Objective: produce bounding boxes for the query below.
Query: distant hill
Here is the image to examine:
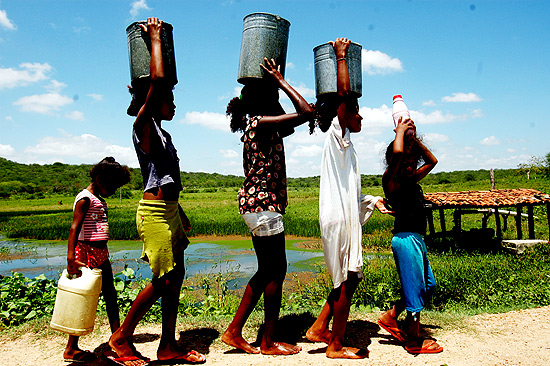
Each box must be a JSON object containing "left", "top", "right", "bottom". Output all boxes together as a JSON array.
[{"left": 0, "top": 157, "right": 527, "bottom": 198}]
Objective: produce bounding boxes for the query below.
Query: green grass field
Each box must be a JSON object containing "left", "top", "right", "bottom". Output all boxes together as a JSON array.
[{"left": 0, "top": 172, "right": 549, "bottom": 328}]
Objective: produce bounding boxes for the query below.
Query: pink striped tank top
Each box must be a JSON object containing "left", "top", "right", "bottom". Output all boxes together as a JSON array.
[{"left": 73, "top": 189, "right": 109, "bottom": 241}]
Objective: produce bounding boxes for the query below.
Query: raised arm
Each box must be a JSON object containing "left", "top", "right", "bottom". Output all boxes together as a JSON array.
[
  {"left": 414, "top": 140, "right": 438, "bottom": 182},
  {"left": 257, "top": 58, "right": 313, "bottom": 127},
  {"left": 133, "top": 17, "right": 168, "bottom": 153},
  {"left": 331, "top": 38, "right": 351, "bottom": 98},
  {"left": 382, "top": 117, "right": 415, "bottom": 193}
]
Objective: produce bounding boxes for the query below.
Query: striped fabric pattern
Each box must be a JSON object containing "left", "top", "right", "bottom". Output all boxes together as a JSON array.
[{"left": 74, "top": 189, "right": 109, "bottom": 241}]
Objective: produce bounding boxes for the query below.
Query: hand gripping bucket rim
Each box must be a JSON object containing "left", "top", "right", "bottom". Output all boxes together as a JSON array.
[{"left": 313, "top": 41, "right": 362, "bottom": 98}]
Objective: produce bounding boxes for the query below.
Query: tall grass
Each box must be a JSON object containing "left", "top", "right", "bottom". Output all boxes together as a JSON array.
[
  {"left": 0, "top": 181, "right": 547, "bottom": 245},
  {"left": 301, "top": 244, "right": 550, "bottom": 314}
]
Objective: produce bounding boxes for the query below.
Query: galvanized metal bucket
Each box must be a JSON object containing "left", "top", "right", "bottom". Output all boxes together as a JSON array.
[
  {"left": 126, "top": 21, "right": 177, "bottom": 87},
  {"left": 313, "top": 42, "right": 362, "bottom": 98},
  {"left": 237, "top": 13, "right": 290, "bottom": 85}
]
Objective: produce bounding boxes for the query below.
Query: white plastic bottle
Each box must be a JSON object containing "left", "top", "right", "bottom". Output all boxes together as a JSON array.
[{"left": 392, "top": 94, "right": 410, "bottom": 127}]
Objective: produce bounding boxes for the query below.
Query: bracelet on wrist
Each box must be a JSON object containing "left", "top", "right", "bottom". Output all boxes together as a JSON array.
[{"left": 337, "top": 57, "right": 346, "bottom": 62}]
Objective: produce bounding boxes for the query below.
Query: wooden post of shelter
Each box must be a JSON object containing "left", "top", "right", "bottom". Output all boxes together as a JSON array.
[
  {"left": 427, "top": 208, "right": 435, "bottom": 236},
  {"left": 494, "top": 207, "right": 502, "bottom": 238},
  {"left": 516, "top": 204, "right": 523, "bottom": 240},
  {"left": 527, "top": 205, "right": 535, "bottom": 239},
  {"left": 453, "top": 208, "right": 461, "bottom": 239},
  {"left": 439, "top": 208, "right": 446, "bottom": 232}
]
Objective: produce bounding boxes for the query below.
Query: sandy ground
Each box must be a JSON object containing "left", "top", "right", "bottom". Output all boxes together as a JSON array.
[{"left": 2, "top": 306, "right": 549, "bottom": 366}]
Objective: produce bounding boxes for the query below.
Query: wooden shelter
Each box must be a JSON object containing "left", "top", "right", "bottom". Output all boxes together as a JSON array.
[{"left": 423, "top": 188, "right": 550, "bottom": 241}]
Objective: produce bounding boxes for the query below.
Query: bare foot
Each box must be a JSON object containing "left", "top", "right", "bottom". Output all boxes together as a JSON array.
[
  {"left": 108, "top": 332, "right": 149, "bottom": 366},
  {"left": 260, "top": 342, "right": 301, "bottom": 355},
  {"left": 378, "top": 310, "right": 406, "bottom": 342},
  {"left": 157, "top": 348, "right": 206, "bottom": 363},
  {"left": 326, "top": 346, "right": 368, "bottom": 359},
  {"left": 157, "top": 342, "right": 206, "bottom": 363},
  {"left": 63, "top": 349, "right": 96, "bottom": 363},
  {"left": 222, "top": 330, "right": 260, "bottom": 354},
  {"left": 306, "top": 327, "right": 332, "bottom": 344}
]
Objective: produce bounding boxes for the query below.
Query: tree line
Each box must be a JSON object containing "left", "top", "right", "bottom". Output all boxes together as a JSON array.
[{"left": 0, "top": 156, "right": 548, "bottom": 199}]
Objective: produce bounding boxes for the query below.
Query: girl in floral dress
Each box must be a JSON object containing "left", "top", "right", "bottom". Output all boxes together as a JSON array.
[{"left": 222, "top": 58, "right": 313, "bottom": 355}]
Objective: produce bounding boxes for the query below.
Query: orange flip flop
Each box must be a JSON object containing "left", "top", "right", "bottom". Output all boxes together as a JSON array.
[
  {"left": 377, "top": 319, "right": 406, "bottom": 343},
  {"left": 405, "top": 339, "right": 443, "bottom": 354}
]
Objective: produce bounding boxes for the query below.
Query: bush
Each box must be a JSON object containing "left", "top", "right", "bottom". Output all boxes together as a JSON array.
[{"left": 0, "top": 273, "right": 57, "bottom": 327}]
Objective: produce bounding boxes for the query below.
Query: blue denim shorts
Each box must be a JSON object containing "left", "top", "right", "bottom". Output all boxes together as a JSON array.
[{"left": 391, "top": 232, "right": 436, "bottom": 313}]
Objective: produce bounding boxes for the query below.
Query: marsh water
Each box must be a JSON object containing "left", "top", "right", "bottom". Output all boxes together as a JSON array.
[{"left": 0, "top": 237, "right": 326, "bottom": 287}]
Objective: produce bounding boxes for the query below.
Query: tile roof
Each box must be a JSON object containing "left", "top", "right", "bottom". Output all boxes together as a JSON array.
[{"left": 424, "top": 188, "right": 550, "bottom": 208}]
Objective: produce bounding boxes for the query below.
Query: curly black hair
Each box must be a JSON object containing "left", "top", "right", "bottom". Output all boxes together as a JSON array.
[
  {"left": 309, "top": 94, "right": 342, "bottom": 134},
  {"left": 384, "top": 132, "right": 425, "bottom": 168},
  {"left": 90, "top": 157, "right": 131, "bottom": 189},
  {"left": 226, "top": 95, "right": 247, "bottom": 133}
]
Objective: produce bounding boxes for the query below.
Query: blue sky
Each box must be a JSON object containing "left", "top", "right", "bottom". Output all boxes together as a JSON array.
[{"left": 0, "top": 1, "right": 548, "bottom": 178}]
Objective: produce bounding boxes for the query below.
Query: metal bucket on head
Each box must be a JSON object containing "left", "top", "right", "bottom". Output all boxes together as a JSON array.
[
  {"left": 126, "top": 21, "right": 177, "bottom": 88},
  {"left": 313, "top": 42, "right": 362, "bottom": 98},
  {"left": 237, "top": 13, "right": 290, "bottom": 85}
]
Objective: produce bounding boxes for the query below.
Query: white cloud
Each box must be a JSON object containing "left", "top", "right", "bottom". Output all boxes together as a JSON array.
[
  {"left": 286, "top": 62, "right": 295, "bottom": 69},
  {"left": 442, "top": 92, "right": 481, "bottom": 103},
  {"left": 180, "top": 111, "right": 229, "bottom": 132},
  {"left": 23, "top": 132, "right": 137, "bottom": 167},
  {"left": 422, "top": 100, "right": 436, "bottom": 107},
  {"left": 65, "top": 111, "right": 85, "bottom": 121},
  {"left": 0, "top": 144, "right": 15, "bottom": 157},
  {"left": 13, "top": 92, "right": 73, "bottom": 114},
  {"left": 353, "top": 103, "right": 483, "bottom": 136},
  {"left": 88, "top": 94, "right": 104, "bottom": 102},
  {"left": 220, "top": 149, "right": 238, "bottom": 158},
  {"left": 359, "top": 104, "right": 393, "bottom": 131},
  {"left": 0, "top": 9, "right": 16, "bottom": 30},
  {"left": 413, "top": 110, "right": 462, "bottom": 124},
  {"left": 0, "top": 63, "right": 52, "bottom": 90},
  {"left": 290, "top": 144, "right": 323, "bottom": 158},
  {"left": 423, "top": 133, "right": 450, "bottom": 144},
  {"left": 279, "top": 81, "right": 316, "bottom": 101},
  {"left": 130, "top": 0, "right": 151, "bottom": 17},
  {"left": 480, "top": 136, "right": 500, "bottom": 146},
  {"left": 46, "top": 80, "right": 67, "bottom": 92},
  {"left": 362, "top": 49, "right": 403, "bottom": 75}
]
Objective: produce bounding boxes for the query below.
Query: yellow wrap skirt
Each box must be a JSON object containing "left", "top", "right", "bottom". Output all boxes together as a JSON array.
[{"left": 136, "top": 200, "right": 189, "bottom": 278}]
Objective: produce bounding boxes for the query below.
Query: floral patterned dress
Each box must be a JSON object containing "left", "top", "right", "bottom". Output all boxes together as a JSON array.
[{"left": 238, "top": 116, "right": 288, "bottom": 215}]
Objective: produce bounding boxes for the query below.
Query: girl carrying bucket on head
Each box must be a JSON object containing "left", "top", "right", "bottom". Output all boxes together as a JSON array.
[
  {"left": 63, "top": 157, "right": 131, "bottom": 363},
  {"left": 107, "top": 17, "right": 205, "bottom": 365},
  {"left": 222, "top": 58, "right": 313, "bottom": 355},
  {"left": 305, "top": 38, "right": 391, "bottom": 359},
  {"left": 377, "top": 115, "right": 443, "bottom": 354}
]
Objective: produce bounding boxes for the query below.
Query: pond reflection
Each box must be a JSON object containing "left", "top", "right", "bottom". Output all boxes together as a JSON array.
[{"left": 0, "top": 239, "right": 326, "bottom": 286}]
